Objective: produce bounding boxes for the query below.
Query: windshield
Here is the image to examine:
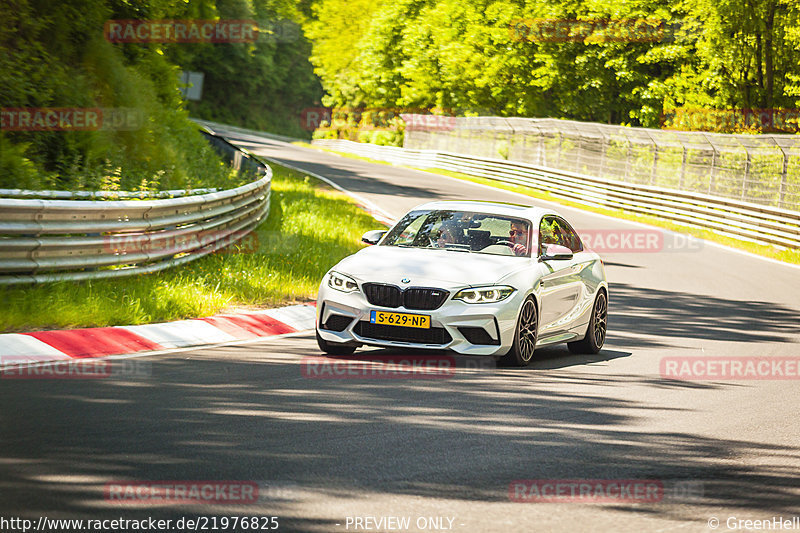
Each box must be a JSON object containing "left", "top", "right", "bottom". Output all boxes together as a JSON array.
[{"left": 380, "top": 210, "right": 533, "bottom": 257}]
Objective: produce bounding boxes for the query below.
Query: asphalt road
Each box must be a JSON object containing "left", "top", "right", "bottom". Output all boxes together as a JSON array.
[{"left": 2, "top": 129, "right": 799, "bottom": 533}]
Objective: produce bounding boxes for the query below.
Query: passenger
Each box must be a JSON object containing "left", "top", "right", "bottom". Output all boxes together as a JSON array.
[{"left": 434, "top": 220, "right": 462, "bottom": 248}]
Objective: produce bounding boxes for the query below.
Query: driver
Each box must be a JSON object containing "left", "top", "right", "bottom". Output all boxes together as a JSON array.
[{"left": 508, "top": 221, "right": 529, "bottom": 256}]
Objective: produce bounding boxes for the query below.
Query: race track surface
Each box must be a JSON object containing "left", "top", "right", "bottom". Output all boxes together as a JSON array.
[{"left": 2, "top": 129, "right": 799, "bottom": 532}]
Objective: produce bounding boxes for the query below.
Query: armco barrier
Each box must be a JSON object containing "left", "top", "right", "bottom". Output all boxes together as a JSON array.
[
  {"left": 312, "top": 139, "right": 800, "bottom": 249},
  {"left": 402, "top": 115, "right": 800, "bottom": 211},
  {"left": 0, "top": 131, "right": 270, "bottom": 285}
]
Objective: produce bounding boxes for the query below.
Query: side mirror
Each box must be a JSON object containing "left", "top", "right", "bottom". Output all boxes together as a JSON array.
[
  {"left": 361, "top": 230, "right": 387, "bottom": 245},
  {"left": 540, "top": 243, "right": 573, "bottom": 261}
]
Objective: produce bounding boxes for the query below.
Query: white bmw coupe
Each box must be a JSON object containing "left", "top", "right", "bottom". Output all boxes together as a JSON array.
[{"left": 315, "top": 201, "right": 608, "bottom": 366}]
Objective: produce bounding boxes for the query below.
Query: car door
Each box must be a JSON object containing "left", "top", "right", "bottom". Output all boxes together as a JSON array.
[{"left": 537, "top": 216, "right": 586, "bottom": 337}]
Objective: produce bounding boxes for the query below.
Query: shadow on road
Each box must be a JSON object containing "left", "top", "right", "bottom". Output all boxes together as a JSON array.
[
  {"left": 608, "top": 282, "right": 800, "bottom": 348},
  {"left": 1, "top": 340, "right": 798, "bottom": 531}
]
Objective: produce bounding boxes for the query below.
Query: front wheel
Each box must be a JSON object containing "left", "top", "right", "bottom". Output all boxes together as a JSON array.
[
  {"left": 316, "top": 330, "right": 357, "bottom": 355},
  {"left": 498, "top": 296, "right": 538, "bottom": 367},
  {"left": 567, "top": 290, "right": 607, "bottom": 354}
]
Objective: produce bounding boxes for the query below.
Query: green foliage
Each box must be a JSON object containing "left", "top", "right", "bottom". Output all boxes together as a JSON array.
[
  {"left": 0, "top": 0, "right": 322, "bottom": 192},
  {"left": 0, "top": 134, "right": 40, "bottom": 189},
  {"left": 306, "top": 0, "right": 800, "bottom": 130},
  {"left": 310, "top": 107, "right": 406, "bottom": 146},
  {"left": 177, "top": 1, "right": 323, "bottom": 138},
  {"left": 305, "top": 0, "right": 385, "bottom": 107},
  {"left": 0, "top": 0, "right": 231, "bottom": 191},
  {"left": 357, "top": 130, "right": 403, "bottom": 146}
]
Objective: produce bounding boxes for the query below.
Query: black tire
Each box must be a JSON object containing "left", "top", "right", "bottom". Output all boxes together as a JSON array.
[
  {"left": 498, "top": 296, "right": 538, "bottom": 367},
  {"left": 567, "top": 290, "right": 607, "bottom": 355},
  {"left": 316, "top": 330, "right": 357, "bottom": 355}
]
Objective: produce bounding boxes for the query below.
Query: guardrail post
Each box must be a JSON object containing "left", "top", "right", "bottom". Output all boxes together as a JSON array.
[
  {"left": 624, "top": 138, "right": 632, "bottom": 182},
  {"left": 556, "top": 131, "right": 564, "bottom": 168},
  {"left": 705, "top": 134, "right": 717, "bottom": 194},
  {"left": 650, "top": 145, "right": 659, "bottom": 185},
  {"left": 779, "top": 148, "right": 789, "bottom": 208},
  {"left": 741, "top": 149, "right": 751, "bottom": 200},
  {"left": 597, "top": 130, "right": 607, "bottom": 178},
  {"left": 679, "top": 146, "right": 687, "bottom": 190},
  {"left": 538, "top": 134, "right": 544, "bottom": 166}
]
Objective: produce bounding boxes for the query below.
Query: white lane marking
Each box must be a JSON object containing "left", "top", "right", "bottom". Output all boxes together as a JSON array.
[
  {"left": 118, "top": 320, "right": 237, "bottom": 348},
  {"left": 249, "top": 153, "right": 398, "bottom": 226},
  {"left": 0, "top": 334, "right": 71, "bottom": 361}
]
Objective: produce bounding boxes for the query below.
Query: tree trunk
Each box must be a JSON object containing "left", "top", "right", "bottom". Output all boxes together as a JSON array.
[
  {"left": 756, "top": 32, "right": 764, "bottom": 104},
  {"left": 764, "top": 0, "right": 776, "bottom": 110}
]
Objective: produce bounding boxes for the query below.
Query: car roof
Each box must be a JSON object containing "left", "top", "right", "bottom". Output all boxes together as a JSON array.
[{"left": 408, "top": 200, "right": 558, "bottom": 222}]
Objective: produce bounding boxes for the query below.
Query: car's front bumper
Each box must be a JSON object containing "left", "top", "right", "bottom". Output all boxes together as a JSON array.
[{"left": 316, "top": 282, "right": 527, "bottom": 356}]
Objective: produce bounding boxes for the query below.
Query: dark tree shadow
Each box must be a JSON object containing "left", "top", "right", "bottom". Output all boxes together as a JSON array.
[
  {"left": 1, "top": 342, "right": 798, "bottom": 532},
  {"left": 607, "top": 283, "right": 800, "bottom": 348}
]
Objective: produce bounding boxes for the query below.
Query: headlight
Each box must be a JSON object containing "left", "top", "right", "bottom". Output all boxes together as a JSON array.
[
  {"left": 328, "top": 271, "right": 359, "bottom": 293},
  {"left": 453, "top": 285, "right": 515, "bottom": 304}
]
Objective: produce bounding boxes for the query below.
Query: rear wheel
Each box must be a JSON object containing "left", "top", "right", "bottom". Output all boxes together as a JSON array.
[
  {"left": 498, "top": 296, "right": 538, "bottom": 367},
  {"left": 567, "top": 290, "right": 607, "bottom": 354},
  {"left": 316, "top": 330, "right": 357, "bottom": 355}
]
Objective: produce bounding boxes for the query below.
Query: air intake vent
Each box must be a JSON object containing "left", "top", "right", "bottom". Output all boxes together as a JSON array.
[
  {"left": 354, "top": 322, "right": 452, "bottom": 344},
  {"left": 322, "top": 314, "right": 354, "bottom": 332},
  {"left": 458, "top": 326, "right": 499, "bottom": 345}
]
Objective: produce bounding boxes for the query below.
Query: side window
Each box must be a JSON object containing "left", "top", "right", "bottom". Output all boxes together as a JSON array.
[
  {"left": 538, "top": 216, "right": 559, "bottom": 255},
  {"left": 539, "top": 216, "right": 583, "bottom": 254},
  {"left": 554, "top": 217, "right": 583, "bottom": 253}
]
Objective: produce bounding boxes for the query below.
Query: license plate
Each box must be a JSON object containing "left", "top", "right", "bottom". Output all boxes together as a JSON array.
[{"left": 370, "top": 310, "right": 430, "bottom": 329}]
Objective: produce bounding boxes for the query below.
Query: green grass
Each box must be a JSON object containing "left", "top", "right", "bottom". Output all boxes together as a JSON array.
[
  {"left": 0, "top": 164, "right": 385, "bottom": 333},
  {"left": 303, "top": 143, "right": 800, "bottom": 265}
]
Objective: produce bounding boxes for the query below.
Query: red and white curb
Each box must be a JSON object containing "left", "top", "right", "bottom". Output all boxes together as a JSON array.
[{"left": 0, "top": 304, "right": 317, "bottom": 366}]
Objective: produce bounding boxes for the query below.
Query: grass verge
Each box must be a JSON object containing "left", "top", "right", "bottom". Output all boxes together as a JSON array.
[
  {"left": 0, "top": 164, "right": 385, "bottom": 333},
  {"left": 302, "top": 143, "right": 800, "bottom": 265}
]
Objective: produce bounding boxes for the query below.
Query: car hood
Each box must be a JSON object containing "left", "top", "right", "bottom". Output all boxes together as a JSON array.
[{"left": 333, "top": 245, "right": 528, "bottom": 289}]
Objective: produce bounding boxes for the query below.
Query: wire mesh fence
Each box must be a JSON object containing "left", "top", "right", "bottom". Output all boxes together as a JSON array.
[{"left": 402, "top": 116, "right": 800, "bottom": 211}]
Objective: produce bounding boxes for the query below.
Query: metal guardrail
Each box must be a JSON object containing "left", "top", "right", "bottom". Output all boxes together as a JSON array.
[
  {"left": 193, "top": 118, "right": 304, "bottom": 144},
  {"left": 312, "top": 139, "right": 800, "bottom": 249},
  {"left": 402, "top": 115, "right": 800, "bottom": 211},
  {"left": 0, "top": 131, "right": 271, "bottom": 285}
]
